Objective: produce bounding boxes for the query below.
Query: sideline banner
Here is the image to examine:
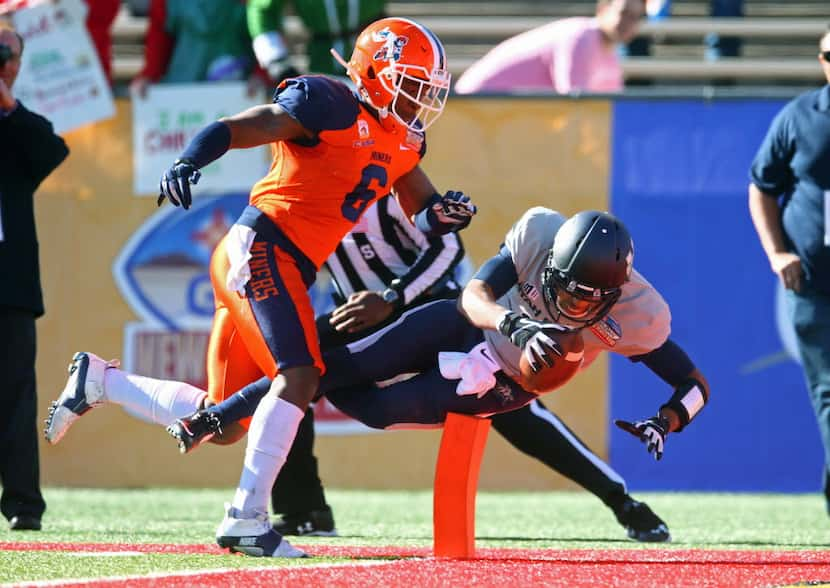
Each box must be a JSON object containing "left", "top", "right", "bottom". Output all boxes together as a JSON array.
[
  {"left": 10, "top": 0, "right": 114, "bottom": 133},
  {"left": 132, "top": 83, "right": 270, "bottom": 195}
]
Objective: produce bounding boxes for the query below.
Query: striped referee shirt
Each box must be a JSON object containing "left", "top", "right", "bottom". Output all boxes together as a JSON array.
[{"left": 324, "top": 195, "right": 464, "bottom": 306}]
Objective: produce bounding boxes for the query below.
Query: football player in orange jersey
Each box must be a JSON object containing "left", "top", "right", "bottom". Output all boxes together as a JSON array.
[{"left": 157, "top": 17, "right": 475, "bottom": 557}]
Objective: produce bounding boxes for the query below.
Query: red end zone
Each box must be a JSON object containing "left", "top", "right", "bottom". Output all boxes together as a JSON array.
[{"left": 4, "top": 542, "right": 830, "bottom": 587}]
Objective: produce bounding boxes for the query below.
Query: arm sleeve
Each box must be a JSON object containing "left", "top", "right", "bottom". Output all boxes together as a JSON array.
[
  {"left": 4, "top": 103, "right": 69, "bottom": 185},
  {"left": 749, "top": 106, "right": 796, "bottom": 196},
  {"left": 629, "top": 338, "right": 696, "bottom": 387},
  {"left": 274, "top": 77, "right": 359, "bottom": 132},
  {"left": 137, "top": 0, "right": 174, "bottom": 81},
  {"left": 472, "top": 245, "right": 519, "bottom": 299},
  {"left": 247, "top": 0, "right": 286, "bottom": 36}
]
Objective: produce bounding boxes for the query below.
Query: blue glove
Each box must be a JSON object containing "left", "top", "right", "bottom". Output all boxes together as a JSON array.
[
  {"left": 158, "top": 158, "right": 201, "bottom": 210},
  {"left": 615, "top": 415, "right": 669, "bottom": 461}
]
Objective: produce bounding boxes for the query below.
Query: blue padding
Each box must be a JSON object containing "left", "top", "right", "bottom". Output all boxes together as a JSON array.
[{"left": 608, "top": 98, "right": 822, "bottom": 492}]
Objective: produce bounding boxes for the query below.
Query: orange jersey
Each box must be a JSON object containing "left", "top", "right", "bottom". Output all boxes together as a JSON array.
[{"left": 249, "top": 76, "right": 425, "bottom": 268}]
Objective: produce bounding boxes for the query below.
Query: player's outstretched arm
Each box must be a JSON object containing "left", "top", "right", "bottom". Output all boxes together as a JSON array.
[
  {"left": 158, "top": 104, "right": 312, "bottom": 210},
  {"left": 616, "top": 339, "right": 710, "bottom": 461}
]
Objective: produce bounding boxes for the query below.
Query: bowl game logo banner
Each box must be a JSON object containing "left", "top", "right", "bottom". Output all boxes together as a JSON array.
[
  {"left": 132, "top": 83, "right": 270, "bottom": 195},
  {"left": 113, "top": 194, "right": 370, "bottom": 434},
  {"left": 9, "top": 0, "right": 114, "bottom": 133}
]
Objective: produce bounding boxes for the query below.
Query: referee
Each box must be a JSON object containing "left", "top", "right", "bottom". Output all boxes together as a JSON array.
[{"left": 271, "top": 195, "right": 670, "bottom": 543}]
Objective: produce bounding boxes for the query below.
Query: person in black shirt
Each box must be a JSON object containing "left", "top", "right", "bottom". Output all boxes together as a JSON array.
[{"left": 0, "top": 21, "right": 69, "bottom": 531}]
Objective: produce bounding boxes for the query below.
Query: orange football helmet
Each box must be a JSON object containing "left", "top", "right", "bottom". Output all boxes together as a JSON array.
[{"left": 332, "top": 17, "right": 450, "bottom": 132}]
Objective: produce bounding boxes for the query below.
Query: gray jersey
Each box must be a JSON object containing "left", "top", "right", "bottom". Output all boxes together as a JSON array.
[{"left": 482, "top": 207, "right": 672, "bottom": 378}]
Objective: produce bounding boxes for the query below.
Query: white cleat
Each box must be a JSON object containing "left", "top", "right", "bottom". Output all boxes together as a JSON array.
[
  {"left": 44, "top": 352, "right": 119, "bottom": 445},
  {"left": 216, "top": 504, "right": 307, "bottom": 558}
]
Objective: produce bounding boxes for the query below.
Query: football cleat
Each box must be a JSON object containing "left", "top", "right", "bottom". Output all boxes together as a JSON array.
[
  {"left": 273, "top": 507, "right": 338, "bottom": 537},
  {"left": 44, "top": 352, "right": 119, "bottom": 445},
  {"left": 166, "top": 409, "right": 223, "bottom": 454},
  {"left": 614, "top": 497, "right": 671, "bottom": 543},
  {"left": 216, "top": 504, "right": 307, "bottom": 558}
]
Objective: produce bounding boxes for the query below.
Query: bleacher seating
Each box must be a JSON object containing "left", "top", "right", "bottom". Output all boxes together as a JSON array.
[{"left": 111, "top": 1, "right": 830, "bottom": 90}]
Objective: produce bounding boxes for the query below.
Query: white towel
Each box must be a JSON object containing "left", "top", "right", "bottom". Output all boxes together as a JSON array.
[
  {"left": 439, "top": 341, "right": 502, "bottom": 398},
  {"left": 224, "top": 224, "right": 257, "bottom": 294}
]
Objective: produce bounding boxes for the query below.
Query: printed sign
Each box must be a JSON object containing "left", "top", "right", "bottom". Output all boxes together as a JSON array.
[
  {"left": 114, "top": 194, "right": 369, "bottom": 434},
  {"left": 132, "top": 83, "right": 270, "bottom": 195},
  {"left": 10, "top": 0, "right": 114, "bottom": 133}
]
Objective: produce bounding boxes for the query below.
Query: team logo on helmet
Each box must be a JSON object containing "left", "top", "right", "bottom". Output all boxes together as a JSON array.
[{"left": 372, "top": 28, "right": 409, "bottom": 62}]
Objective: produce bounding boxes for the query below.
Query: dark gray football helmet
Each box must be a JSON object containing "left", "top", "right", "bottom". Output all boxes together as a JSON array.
[{"left": 541, "top": 210, "right": 634, "bottom": 327}]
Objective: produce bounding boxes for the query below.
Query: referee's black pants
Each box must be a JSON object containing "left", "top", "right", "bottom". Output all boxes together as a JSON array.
[{"left": 0, "top": 307, "right": 46, "bottom": 522}]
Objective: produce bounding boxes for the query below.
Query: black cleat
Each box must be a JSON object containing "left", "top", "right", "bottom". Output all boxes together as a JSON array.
[
  {"left": 9, "top": 515, "right": 41, "bottom": 531},
  {"left": 166, "top": 410, "right": 223, "bottom": 454},
  {"left": 272, "top": 507, "right": 338, "bottom": 537},
  {"left": 614, "top": 497, "right": 671, "bottom": 543}
]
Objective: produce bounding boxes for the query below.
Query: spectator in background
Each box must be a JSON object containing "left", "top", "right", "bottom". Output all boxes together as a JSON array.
[
  {"left": 247, "top": 0, "right": 386, "bottom": 84},
  {"left": 83, "top": 0, "right": 120, "bottom": 84},
  {"left": 626, "top": 0, "right": 744, "bottom": 60},
  {"left": 748, "top": 29, "right": 830, "bottom": 516},
  {"left": 130, "top": 0, "right": 258, "bottom": 98},
  {"left": 0, "top": 20, "right": 69, "bottom": 531},
  {"left": 454, "top": 0, "right": 645, "bottom": 95}
]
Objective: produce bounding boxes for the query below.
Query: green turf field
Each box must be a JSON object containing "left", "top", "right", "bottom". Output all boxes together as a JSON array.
[{"left": 0, "top": 488, "right": 828, "bottom": 584}]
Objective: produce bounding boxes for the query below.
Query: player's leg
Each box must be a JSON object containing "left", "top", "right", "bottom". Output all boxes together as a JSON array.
[
  {"left": 44, "top": 351, "right": 208, "bottom": 445},
  {"left": 212, "top": 233, "right": 321, "bottom": 557},
  {"left": 326, "top": 365, "right": 536, "bottom": 429},
  {"left": 317, "top": 299, "right": 474, "bottom": 398},
  {"left": 270, "top": 407, "right": 337, "bottom": 536},
  {"left": 490, "top": 399, "right": 670, "bottom": 542}
]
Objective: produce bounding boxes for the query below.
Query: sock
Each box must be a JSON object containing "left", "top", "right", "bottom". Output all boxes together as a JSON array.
[
  {"left": 207, "top": 376, "right": 272, "bottom": 426},
  {"left": 232, "top": 394, "right": 305, "bottom": 516},
  {"left": 103, "top": 369, "right": 206, "bottom": 426}
]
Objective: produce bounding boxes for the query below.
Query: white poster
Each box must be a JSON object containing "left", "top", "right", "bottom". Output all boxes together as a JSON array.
[
  {"left": 10, "top": 0, "right": 115, "bottom": 133},
  {"left": 132, "top": 82, "right": 270, "bottom": 196}
]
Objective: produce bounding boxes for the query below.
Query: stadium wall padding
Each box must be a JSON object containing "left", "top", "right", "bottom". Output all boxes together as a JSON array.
[{"left": 36, "top": 96, "right": 813, "bottom": 492}]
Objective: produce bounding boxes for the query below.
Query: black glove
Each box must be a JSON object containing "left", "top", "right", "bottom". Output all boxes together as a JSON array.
[
  {"left": 267, "top": 58, "right": 302, "bottom": 85},
  {"left": 498, "top": 311, "right": 565, "bottom": 373},
  {"left": 434, "top": 190, "right": 476, "bottom": 231},
  {"left": 158, "top": 158, "right": 201, "bottom": 210},
  {"left": 615, "top": 415, "right": 670, "bottom": 461}
]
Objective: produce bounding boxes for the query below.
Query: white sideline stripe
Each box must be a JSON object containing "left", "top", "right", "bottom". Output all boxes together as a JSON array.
[
  {"left": 528, "top": 400, "right": 628, "bottom": 491},
  {"left": 5, "top": 559, "right": 401, "bottom": 587}
]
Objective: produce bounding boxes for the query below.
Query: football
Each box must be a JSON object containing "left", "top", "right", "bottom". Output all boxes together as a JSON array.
[{"left": 518, "top": 329, "right": 585, "bottom": 393}]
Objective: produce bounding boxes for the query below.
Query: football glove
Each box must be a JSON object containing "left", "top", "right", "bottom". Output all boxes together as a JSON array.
[
  {"left": 158, "top": 158, "right": 201, "bottom": 210},
  {"left": 434, "top": 190, "right": 476, "bottom": 230},
  {"left": 498, "top": 311, "right": 566, "bottom": 373},
  {"left": 615, "top": 415, "right": 670, "bottom": 461}
]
